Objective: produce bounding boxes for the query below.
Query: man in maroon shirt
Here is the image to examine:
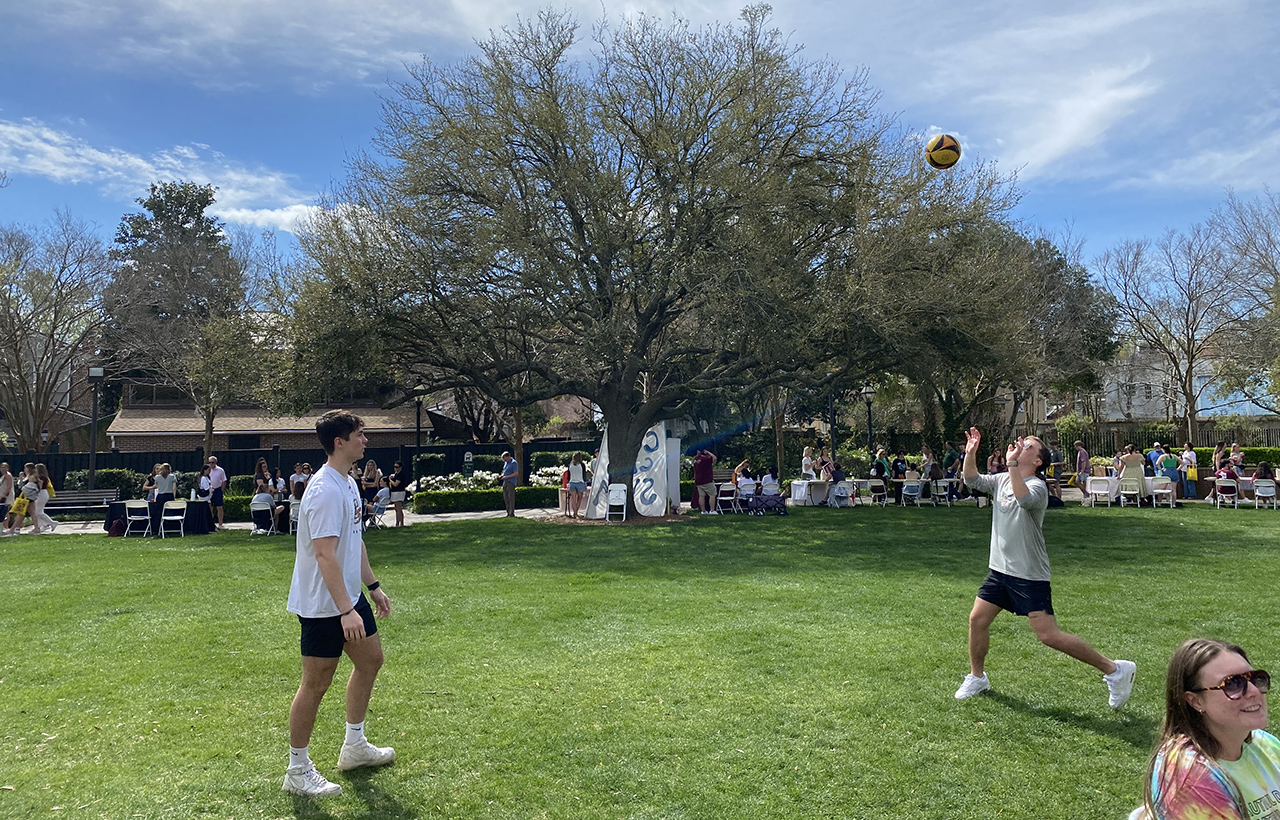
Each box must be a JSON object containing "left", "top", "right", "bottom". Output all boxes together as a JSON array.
[{"left": 692, "top": 450, "right": 717, "bottom": 514}]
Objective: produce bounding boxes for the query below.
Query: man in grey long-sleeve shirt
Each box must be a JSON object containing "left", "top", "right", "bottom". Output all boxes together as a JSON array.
[{"left": 953, "top": 426, "right": 1136, "bottom": 709}]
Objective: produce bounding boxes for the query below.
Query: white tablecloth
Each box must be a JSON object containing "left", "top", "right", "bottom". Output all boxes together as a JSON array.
[{"left": 790, "top": 480, "right": 830, "bottom": 505}]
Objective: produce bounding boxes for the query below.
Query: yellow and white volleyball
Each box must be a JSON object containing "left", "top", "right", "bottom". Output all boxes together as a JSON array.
[{"left": 924, "top": 134, "right": 961, "bottom": 169}]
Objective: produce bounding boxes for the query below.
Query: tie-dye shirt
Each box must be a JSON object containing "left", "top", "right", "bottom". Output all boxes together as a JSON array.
[{"left": 1149, "top": 731, "right": 1280, "bottom": 819}]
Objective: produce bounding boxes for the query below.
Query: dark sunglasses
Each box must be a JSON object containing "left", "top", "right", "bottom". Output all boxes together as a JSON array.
[{"left": 1191, "top": 669, "right": 1271, "bottom": 700}]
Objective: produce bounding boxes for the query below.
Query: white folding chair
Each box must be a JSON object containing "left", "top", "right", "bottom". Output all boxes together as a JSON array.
[
  {"left": 1118, "top": 478, "right": 1144, "bottom": 507},
  {"left": 1253, "top": 478, "right": 1277, "bottom": 510},
  {"left": 867, "top": 479, "right": 888, "bottom": 507},
  {"left": 288, "top": 500, "right": 301, "bottom": 534},
  {"left": 931, "top": 478, "right": 952, "bottom": 507},
  {"left": 250, "top": 501, "right": 279, "bottom": 535},
  {"left": 368, "top": 501, "right": 388, "bottom": 529},
  {"left": 827, "top": 481, "right": 852, "bottom": 508},
  {"left": 606, "top": 483, "right": 627, "bottom": 522},
  {"left": 1085, "top": 477, "right": 1112, "bottom": 507},
  {"left": 124, "top": 500, "right": 152, "bottom": 537},
  {"left": 1150, "top": 477, "right": 1175, "bottom": 509},
  {"left": 901, "top": 479, "right": 923, "bottom": 507},
  {"left": 716, "top": 483, "right": 740, "bottom": 514},
  {"left": 1215, "top": 478, "right": 1239, "bottom": 509},
  {"left": 159, "top": 500, "right": 187, "bottom": 538}
]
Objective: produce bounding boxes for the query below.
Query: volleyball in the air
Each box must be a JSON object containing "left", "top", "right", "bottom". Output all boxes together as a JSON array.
[{"left": 925, "top": 134, "right": 961, "bottom": 169}]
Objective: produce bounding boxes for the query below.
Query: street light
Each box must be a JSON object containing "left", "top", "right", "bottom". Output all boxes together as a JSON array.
[
  {"left": 861, "top": 382, "right": 876, "bottom": 453},
  {"left": 414, "top": 395, "right": 423, "bottom": 490},
  {"left": 87, "top": 366, "right": 104, "bottom": 491}
]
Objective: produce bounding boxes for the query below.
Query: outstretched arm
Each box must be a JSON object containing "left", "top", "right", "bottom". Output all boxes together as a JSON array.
[{"left": 962, "top": 427, "right": 981, "bottom": 482}]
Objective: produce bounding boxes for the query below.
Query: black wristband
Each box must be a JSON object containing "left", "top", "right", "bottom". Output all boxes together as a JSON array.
[
  {"left": 340, "top": 606, "right": 356, "bottom": 617},
  {"left": 367, "top": 580, "right": 380, "bottom": 592}
]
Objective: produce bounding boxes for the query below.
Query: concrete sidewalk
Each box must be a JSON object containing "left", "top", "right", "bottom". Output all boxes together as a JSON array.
[{"left": 10, "top": 505, "right": 570, "bottom": 536}]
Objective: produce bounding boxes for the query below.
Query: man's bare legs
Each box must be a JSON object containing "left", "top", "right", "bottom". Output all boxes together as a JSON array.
[{"left": 968, "top": 597, "right": 1118, "bottom": 676}]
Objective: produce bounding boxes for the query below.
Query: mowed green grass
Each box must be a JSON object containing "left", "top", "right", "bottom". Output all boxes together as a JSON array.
[{"left": 2, "top": 504, "right": 1277, "bottom": 819}]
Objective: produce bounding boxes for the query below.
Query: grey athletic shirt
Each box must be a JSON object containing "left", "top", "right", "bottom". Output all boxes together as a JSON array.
[{"left": 965, "top": 472, "right": 1050, "bottom": 581}]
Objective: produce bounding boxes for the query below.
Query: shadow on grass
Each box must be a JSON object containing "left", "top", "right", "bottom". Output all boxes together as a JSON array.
[
  {"left": 343, "top": 767, "right": 417, "bottom": 819},
  {"left": 351, "top": 505, "right": 1265, "bottom": 584},
  {"left": 985, "top": 690, "right": 1157, "bottom": 749}
]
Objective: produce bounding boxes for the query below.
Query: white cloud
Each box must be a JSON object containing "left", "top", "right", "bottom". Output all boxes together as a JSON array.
[
  {"left": 7, "top": 0, "right": 753, "bottom": 90},
  {"left": 0, "top": 118, "right": 317, "bottom": 232}
]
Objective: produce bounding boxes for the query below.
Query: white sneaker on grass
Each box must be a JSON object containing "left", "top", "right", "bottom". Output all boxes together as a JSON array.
[
  {"left": 1106, "top": 660, "right": 1137, "bottom": 709},
  {"left": 337, "top": 738, "right": 396, "bottom": 771},
  {"left": 282, "top": 764, "right": 342, "bottom": 797},
  {"left": 954, "top": 673, "right": 990, "bottom": 700}
]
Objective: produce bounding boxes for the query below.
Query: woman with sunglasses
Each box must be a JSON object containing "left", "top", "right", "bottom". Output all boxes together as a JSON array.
[{"left": 1141, "top": 638, "right": 1275, "bottom": 819}]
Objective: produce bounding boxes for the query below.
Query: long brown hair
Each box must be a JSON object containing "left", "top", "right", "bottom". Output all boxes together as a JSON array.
[{"left": 1144, "top": 639, "right": 1253, "bottom": 816}]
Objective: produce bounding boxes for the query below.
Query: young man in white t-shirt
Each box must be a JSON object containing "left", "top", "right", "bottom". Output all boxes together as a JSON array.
[{"left": 283, "top": 410, "right": 394, "bottom": 797}]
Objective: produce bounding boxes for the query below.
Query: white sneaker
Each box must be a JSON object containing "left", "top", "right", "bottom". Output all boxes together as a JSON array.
[
  {"left": 954, "top": 673, "right": 990, "bottom": 700},
  {"left": 282, "top": 764, "right": 342, "bottom": 796},
  {"left": 1106, "top": 660, "right": 1137, "bottom": 709},
  {"left": 337, "top": 738, "right": 395, "bottom": 771}
]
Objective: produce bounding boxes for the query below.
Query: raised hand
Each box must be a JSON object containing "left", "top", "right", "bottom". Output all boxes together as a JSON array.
[
  {"left": 964, "top": 427, "right": 982, "bottom": 455},
  {"left": 1007, "top": 439, "right": 1022, "bottom": 463}
]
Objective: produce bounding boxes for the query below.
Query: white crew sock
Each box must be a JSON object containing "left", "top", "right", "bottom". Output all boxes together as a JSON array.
[
  {"left": 289, "top": 746, "right": 310, "bottom": 769},
  {"left": 345, "top": 721, "right": 365, "bottom": 745}
]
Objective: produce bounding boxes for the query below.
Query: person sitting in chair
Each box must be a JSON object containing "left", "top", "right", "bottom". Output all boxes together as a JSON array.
[{"left": 251, "top": 484, "right": 287, "bottom": 532}]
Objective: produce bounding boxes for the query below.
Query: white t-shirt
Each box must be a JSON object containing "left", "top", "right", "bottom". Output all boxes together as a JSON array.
[
  {"left": 759, "top": 474, "right": 779, "bottom": 495},
  {"left": 737, "top": 476, "right": 756, "bottom": 496},
  {"left": 287, "top": 464, "right": 365, "bottom": 618},
  {"left": 290, "top": 472, "right": 307, "bottom": 487},
  {"left": 801, "top": 456, "right": 815, "bottom": 478},
  {"left": 374, "top": 487, "right": 390, "bottom": 505}
]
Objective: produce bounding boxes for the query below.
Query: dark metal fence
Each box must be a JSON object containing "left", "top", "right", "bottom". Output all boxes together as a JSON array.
[{"left": 14, "top": 439, "right": 597, "bottom": 488}]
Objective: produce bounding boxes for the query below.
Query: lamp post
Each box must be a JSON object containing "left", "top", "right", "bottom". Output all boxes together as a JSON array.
[
  {"left": 861, "top": 382, "right": 876, "bottom": 454},
  {"left": 414, "top": 396, "right": 423, "bottom": 489},
  {"left": 87, "top": 367, "right": 105, "bottom": 491},
  {"left": 828, "top": 389, "right": 837, "bottom": 458}
]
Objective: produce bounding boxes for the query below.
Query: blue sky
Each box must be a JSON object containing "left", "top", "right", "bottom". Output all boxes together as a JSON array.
[{"left": 1, "top": 0, "right": 1276, "bottom": 261}]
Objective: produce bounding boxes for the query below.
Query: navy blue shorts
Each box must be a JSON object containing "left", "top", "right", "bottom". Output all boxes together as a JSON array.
[
  {"left": 211, "top": 486, "right": 225, "bottom": 507},
  {"left": 977, "top": 569, "right": 1054, "bottom": 616},
  {"left": 299, "top": 594, "right": 378, "bottom": 658}
]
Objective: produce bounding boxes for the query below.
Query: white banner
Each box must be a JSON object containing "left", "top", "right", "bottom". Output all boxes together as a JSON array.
[
  {"left": 585, "top": 427, "right": 611, "bottom": 519},
  {"left": 666, "top": 438, "right": 682, "bottom": 513},
  {"left": 633, "top": 421, "right": 667, "bottom": 517}
]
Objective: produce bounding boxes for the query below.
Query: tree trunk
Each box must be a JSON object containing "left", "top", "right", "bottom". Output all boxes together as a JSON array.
[
  {"left": 773, "top": 388, "right": 785, "bottom": 476},
  {"left": 203, "top": 409, "right": 215, "bottom": 461},
  {"left": 601, "top": 406, "right": 647, "bottom": 518}
]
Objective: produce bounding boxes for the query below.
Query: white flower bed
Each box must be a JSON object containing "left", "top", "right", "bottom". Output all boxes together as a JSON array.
[{"left": 406, "top": 470, "right": 502, "bottom": 493}]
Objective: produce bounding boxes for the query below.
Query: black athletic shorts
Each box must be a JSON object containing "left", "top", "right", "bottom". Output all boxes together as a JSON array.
[
  {"left": 211, "top": 487, "right": 225, "bottom": 507},
  {"left": 299, "top": 594, "right": 378, "bottom": 658},
  {"left": 977, "top": 569, "right": 1054, "bottom": 616}
]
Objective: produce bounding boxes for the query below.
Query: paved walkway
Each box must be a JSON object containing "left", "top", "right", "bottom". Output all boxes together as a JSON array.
[{"left": 11, "top": 506, "right": 569, "bottom": 536}]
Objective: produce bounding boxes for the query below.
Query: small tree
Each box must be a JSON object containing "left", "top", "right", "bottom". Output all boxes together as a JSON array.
[
  {"left": 1095, "top": 225, "right": 1268, "bottom": 441},
  {"left": 0, "top": 212, "right": 111, "bottom": 453}
]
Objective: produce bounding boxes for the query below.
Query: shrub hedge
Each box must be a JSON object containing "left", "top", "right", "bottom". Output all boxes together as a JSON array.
[
  {"left": 471, "top": 454, "right": 505, "bottom": 472},
  {"left": 228, "top": 475, "right": 257, "bottom": 496},
  {"left": 413, "top": 453, "right": 448, "bottom": 476},
  {"left": 413, "top": 486, "right": 560, "bottom": 514},
  {"left": 529, "top": 451, "right": 592, "bottom": 470},
  {"left": 63, "top": 468, "right": 147, "bottom": 497}
]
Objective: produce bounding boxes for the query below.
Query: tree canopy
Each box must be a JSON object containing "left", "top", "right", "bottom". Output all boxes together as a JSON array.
[{"left": 293, "top": 5, "right": 1036, "bottom": 508}]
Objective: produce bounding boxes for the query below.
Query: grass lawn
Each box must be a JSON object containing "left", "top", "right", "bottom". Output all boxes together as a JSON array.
[{"left": 2, "top": 503, "right": 1277, "bottom": 819}]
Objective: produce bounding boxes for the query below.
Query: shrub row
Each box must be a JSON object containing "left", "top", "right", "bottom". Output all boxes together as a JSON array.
[
  {"left": 412, "top": 486, "right": 560, "bottom": 514},
  {"left": 413, "top": 453, "right": 448, "bottom": 476},
  {"left": 529, "top": 450, "right": 592, "bottom": 470}
]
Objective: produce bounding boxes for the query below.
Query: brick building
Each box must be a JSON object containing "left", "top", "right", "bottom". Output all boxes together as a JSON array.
[{"left": 105, "top": 405, "right": 437, "bottom": 453}]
